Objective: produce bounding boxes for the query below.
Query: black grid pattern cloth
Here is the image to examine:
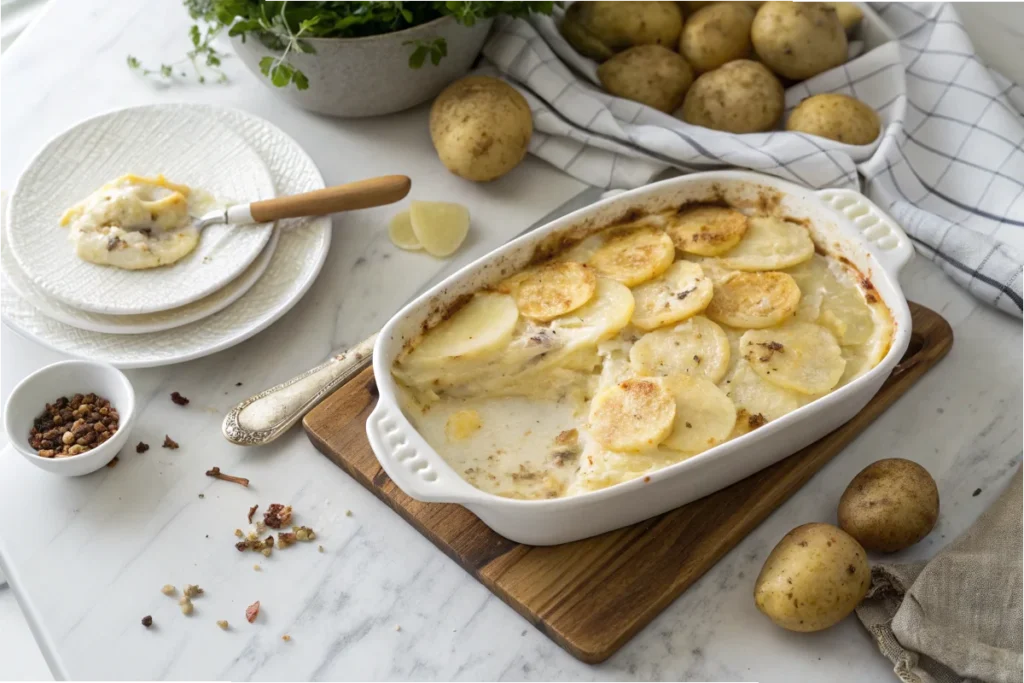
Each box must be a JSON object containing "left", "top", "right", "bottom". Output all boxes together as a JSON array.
[{"left": 481, "top": 3, "right": 1024, "bottom": 317}]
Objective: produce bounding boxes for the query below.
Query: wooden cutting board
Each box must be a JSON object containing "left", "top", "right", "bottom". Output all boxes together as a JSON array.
[{"left": 303, "top": 302, "right": 952, "bottom": 663}]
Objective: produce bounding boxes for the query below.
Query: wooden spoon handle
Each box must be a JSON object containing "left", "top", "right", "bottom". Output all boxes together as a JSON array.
[{"left": 248, "top": 175, "right": 411, "bottom": 223}]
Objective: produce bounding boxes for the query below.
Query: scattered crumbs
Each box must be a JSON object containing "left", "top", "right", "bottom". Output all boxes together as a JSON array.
[
  {"left": 170, "top": 391, "right": 190, "bottom": 406},
  {"left": 937, "top": 407, "right": 944, "bottom": 414},
  {"left": 345, "top": 510, "right": 353, "bottom": 517},
  {"left": 217, "top": 620, "right": 229, "bottom": 630},
  {"left": 254, "top": 564, "right": 261, "bottom": 571},
  {"left": 973, "top": 488, "right": 982, "bottom": 497},
  {"left": 183, "top": 584, "right": 204, "bottom": 598},
  {"left": 235, "top": 382, "right": 243, "bottom": 387},
  {"left": 394, "top": 625, "right": 401, "bottom": 632},
  {"left": 107, "top": 456, "right": 119, "bottom": 468},
  {"left": 235, "top": 529, "right": 243, "bottom": 537},
  {"left": 318, "top": 545, "right": 324, "bottom": 553},
  {"left": 198, "top": 493, "right": 205, "bottom": 499},
  {"left": 282, "top": 634, "right": 291, "bottom": 642},
  {"left": 162, "top": 435, "right": 179, "bottom": 450},
  {"left": 180, "top": 597, "right": 194, "bottom": 615},
  {"left": 246, "top": 601, "right": 260, "bottom": 623},
  {"left": 643, "top": 476, "right": 651, "bottom": 483},
  {"left": 136, "top": 441, "right": 150, "bottom": 454},
  {"left": 161, "top": 584, "right": 176, "bottom": 596},
  {"left": 248, "top": 504, "right": 259, "bottom": 524},
  {"left": 141, "top": 615, "right": 153, "bottom": 628}
]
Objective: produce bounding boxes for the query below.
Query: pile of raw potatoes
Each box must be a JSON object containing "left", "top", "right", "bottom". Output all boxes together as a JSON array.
[{"left": 564, "top": 1, "right": 881, "bottom": 142}]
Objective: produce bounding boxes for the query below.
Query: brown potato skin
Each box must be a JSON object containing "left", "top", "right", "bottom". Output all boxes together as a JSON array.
[
  {"left": 751, "top": 2, "right": 847, "bottom": 80},
  {"left": 572, "top": 1, "right": 684, "bottom": 53},
  {"left": 679, "top": 2, "right": 755, "bottom": 73},
  {"left": 754, "top": 523, "right": 870, "bottom": 632},
  {"left": 429, "top": 76, "right": 533, "bottom": 183},
  {"left": 786, "top": 93, "right": 880, "bottom": 145},
  {"left": 679, "top": 59, "right": 783, "bottom": 133},
  {"left": 838, "top": 458, "right": 940, "bottom": 552},
  {"left": 598, "top": 45, "right": 695, "bottom": 113}
]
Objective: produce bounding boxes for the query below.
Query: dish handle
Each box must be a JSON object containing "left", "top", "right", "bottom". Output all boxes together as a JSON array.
[
  {"left": 816, "top": 188, "right": 915, "bottom": 277},
  {"left": 366, "top": 402, "right": 484, "bottom": 504}
]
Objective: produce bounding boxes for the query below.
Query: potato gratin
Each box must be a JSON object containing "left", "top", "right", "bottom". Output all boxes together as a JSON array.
[
  {"left": 392, "top": 205, "right": 893, "bottom": 500},
  {"left": 60, "top": 174, "right": 216, "bottom": 270}
]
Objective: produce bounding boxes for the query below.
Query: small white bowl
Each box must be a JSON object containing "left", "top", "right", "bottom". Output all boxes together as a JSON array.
[{"left": 4, "top": 361, "right": 136, "bottom": 476}]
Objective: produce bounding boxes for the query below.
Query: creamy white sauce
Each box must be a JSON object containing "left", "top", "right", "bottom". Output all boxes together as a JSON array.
[{"left": 60, "top": 174, "right": 217, "bottom": 270}]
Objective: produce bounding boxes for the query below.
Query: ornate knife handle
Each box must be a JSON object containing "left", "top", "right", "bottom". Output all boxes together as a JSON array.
[{"left": 222, "top": 334, "right": 377, "bottom": 446}]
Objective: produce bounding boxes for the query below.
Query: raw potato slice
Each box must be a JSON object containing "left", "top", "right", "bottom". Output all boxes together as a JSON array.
[
  {"left": 629, "top": 315, "right": 731, "bottom": 383},
  {"left": 588, "top": 227, "right": 675, "bottom": 286},
  {"left": 407, "top": 292, "right": 519, "bottom": 364},
  {"left": 552, "top": 278, "right": 635, "bottom": 343},
  {"left": 661, "top": 374, "right": 737, "bottom": 454},
  {"left": 388, "top": 210, "right": 421, "bottom": 251},
  {"left": 588, "top": 378, "right": 677, "bottom": 452},
  {"left": 716, "top": 216, "right": 814, "bottom": 271},
  {"left": 741, "top": 323, "right": 846, "bottom": 395},
  {"left": 722, "top": 361, "right": 802, "bottom": 425},
  {"left": 667, "top": 206, "right": 749, "bottom": 256},
  {"left": 502, "top": 261, "right": 596, "bottom": 321},
  {"left": 409, "top": 200, "right": 470, "bottom": 257},
  {"left": 631, "top": 261, "right": 714, "bottom": 331},
  {"left": 706, "top": 271, "right": 801, "bottom": 328}
]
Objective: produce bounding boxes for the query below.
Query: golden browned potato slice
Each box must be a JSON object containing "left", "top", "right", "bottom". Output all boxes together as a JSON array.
[
  {"left": 661, "top": 374, "right": 737, "bottom": 453},
  {"left": 588, "top": 227, "right": 676, "bottom": 286},
  {"left": 630, "top": 261, "right": 714, "bottom": 330},
  {"left": 667, "top": 206, "right": 750, "bottom": 256},
  {"left": 740, "top": 323, "right": 846, "bottom": 394},
  {"left": 705, "top": 271, "right": 801, "bottom": 328},
  {"left": 630, "top": 315, "right": 731, "bottom": 382},
  {"left": 716, "top": 216, "right": 814, "bottom": 271},
  {"left": 502, "top": 261, "right": 597, "bottom": 322},
  {"left": 588, "top": 377, "right": 677, "bottom": 451},
  {"left": 598, "top": 45, "right": 695, "bottom": 113}
]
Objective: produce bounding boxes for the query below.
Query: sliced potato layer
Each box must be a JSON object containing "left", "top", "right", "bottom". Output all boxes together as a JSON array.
[
  {"left": 589, "top": 378, "right": 677, "bottom": 452},
  {"left": 668, "top": 206, "right": 749, "bottom": 256},
  {"left": 662, "top": 374, "right": 737, "bottom": 454},
  {"left": 388, "top": 210, "right": 421, "bottom": 251},
  {"left": 631, "top": 261, "right": 714, "bottom": 331},
  {"left": 552, "top": 277, "right": 635, "bottom": 344},
  {"left": 409, "top": 200, "right": 470, "bottom": 257},
  {"left": 588, "top": 227, "right": 675, "bottom": 286},
  {"left": 629, "top": 315, "right": 731, "bottom": 383},
  {"left": 722, "top": 361, "right": 802, "bottom": 427},
  {"left": 741, "top": 323, "right": 846, "bottom": 395},
  {"left": 503, "top": 261, "right": 596, "bottom": 322},
  {"left": 716, "top": 216, "right": 813, "bottom": 271},
  {"left": 706, "top": 271, "right": 801, "bottom": 328},
  {"left": 406, "top": 292, "right": 519, "bottom": 364}
]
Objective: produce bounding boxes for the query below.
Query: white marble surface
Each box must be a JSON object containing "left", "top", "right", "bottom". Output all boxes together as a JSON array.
[{"left": 0, "top": 1, "right": 1021, "bottom": 681}]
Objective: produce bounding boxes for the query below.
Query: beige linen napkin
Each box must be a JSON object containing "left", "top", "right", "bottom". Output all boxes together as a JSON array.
[{"left": 856, "top": 468, "right": 1023, "bottom": 683}]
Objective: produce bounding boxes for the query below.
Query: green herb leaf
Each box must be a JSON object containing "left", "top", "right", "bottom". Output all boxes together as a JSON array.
[
  {"left": 292, "top": 69, "right": 310, "bottom": 90},
  {"left": 258, "top": 55, "right": 275, "bottom": 76}
]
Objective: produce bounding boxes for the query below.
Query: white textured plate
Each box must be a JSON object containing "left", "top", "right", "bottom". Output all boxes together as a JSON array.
[
  {"left": 0, "top": 215, "right": 279, "bottom": 335},
  {"left": 0, "top": 106, "right": 331, "bottom": 368},
  {"left": 7, "top": 104, "right": 277, "bottom": 315}
]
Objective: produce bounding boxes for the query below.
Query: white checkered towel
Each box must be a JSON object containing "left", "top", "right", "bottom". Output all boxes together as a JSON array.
[{"left": 482, "top": 3, "right": 1024, "bottom": 317}]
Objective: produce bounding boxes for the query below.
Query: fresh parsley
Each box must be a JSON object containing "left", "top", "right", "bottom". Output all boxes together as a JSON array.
[{"left": 129, "top": 1, "right": 553, "bottom": 90}]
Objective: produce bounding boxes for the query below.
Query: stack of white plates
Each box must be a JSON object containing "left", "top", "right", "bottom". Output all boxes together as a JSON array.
[{"left": 1, "top": 104, "right": 332, "bottom": 368}]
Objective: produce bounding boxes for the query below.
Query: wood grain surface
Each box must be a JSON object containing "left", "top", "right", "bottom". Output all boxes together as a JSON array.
[{"left": 303, "top": 302, "right": 952, "bottom": 663}]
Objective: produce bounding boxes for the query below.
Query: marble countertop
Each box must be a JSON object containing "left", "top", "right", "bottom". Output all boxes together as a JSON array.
[{"left": 1, "top": 1, "right": 1021, "bottom": 680}]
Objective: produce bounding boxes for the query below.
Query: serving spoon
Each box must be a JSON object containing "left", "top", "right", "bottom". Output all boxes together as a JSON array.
[{"left": 194, "top": 174, "right": 411, "bottom": 229}]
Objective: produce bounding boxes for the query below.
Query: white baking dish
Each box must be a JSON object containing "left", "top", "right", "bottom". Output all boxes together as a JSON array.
[{"left": 368, "top": 170, "right": 914, "bottom": 545}]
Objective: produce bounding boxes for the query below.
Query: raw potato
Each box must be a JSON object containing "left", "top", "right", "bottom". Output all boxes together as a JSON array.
[
  {"left": 559, "top": 2, "right": 616, "bottom": 61},
  {"left": 829, "top": 2, "right": 863, "bottom": 33},
  {"left": 751, "top": 2, "right": 848, "bottom": 81},
  {"left": 705, "top": 271, "right": 802, "bottom": 328},
  {"left": 754, "top": 523, "right": 870, "bottom": 632},
  {"left": 388, "top": 210, "right": 420, "bottom": 251},
  {"left": 429, "top": 76, "right": 532, "bottom": 182},
  {"left": 679, "top": 60, "right": 784, "bottom": 133},
  {"left": 598, "top": 45, "right": 695, "bottom": 113},
  {"left": 787, "top": 94, "right": 881, "bottom": 145},
  {"left": 679, "top": 3, "right": 755, "bottom": 73},
  {"left": 564, "top": 2, "right": 684, "bottom": 56},
  {"left": 409, "top": 201, "right": 470, "bottom": 257},
  {"left": 838, "top": 459, "right": 940, "bottom": 552},
  {"left": 589, "top": 378, "right": 677, "bottom": 452},
  {"left": 667, "top": 205, "right": 749, "bottom": 256},
  {"left": 630, "top": 260, "right": 713, "bottom": 331},
  {"left": 503, "top": 261, "right": 597, "bottom": 321}
]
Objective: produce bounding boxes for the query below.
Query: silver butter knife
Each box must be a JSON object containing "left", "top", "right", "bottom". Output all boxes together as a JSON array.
[{"left": 222, "top": 188, "right": 606, "bottom": 446}]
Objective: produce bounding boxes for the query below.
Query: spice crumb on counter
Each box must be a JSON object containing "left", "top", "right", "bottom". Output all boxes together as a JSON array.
[
  {"left": 245, "top": 601, "right": 260, "bottom": 623},
  {"left": 248, "top": 504, "right": 259, "bottom": 523},
  {"left": 136, "top": 441, "right": 150, "bottom": 453},
  {"left": 170, "top": 391, "right": 190, "bottom": 406},
  {"left": 253, "top": 564, "right": 261, "bottom": 571},
  {"left": 318, "top": 545, "right": 325, "bottom": 553},
  {"left": 183, "top": 584, "right": 204, "bottom": 598},
  {"left": 394, "top": 625, "right": 402, "bottom": 632},
  {"left": 107, "top": 456, "right": 119, "bottom": 468},
  {"left": 264, "top": 503, "right": 292, "bottom": 528},
  {"left": 345, "top": 510, "right": 353, "bottom": 517},
  {"left": 282, "top": 634, "right": 291, "bottom": 642},
  {"left": 206, "top": 466, "right": 249, "bottom": 487},
  {"left": 161, "top": 584, "right": 176, "bottom": 596},
  {"left": 217, "top": 620, "right": 229, "bottom": 630},
  {"left": 162, "top": 435, "right": 179, "bottom": 450},
  {"left": 141, "top": 615, "right": 153, "bottom": 628}
]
